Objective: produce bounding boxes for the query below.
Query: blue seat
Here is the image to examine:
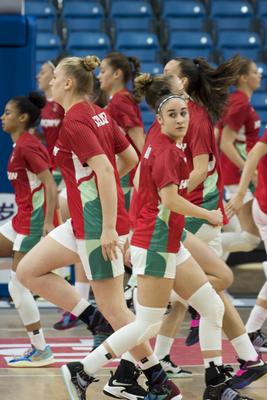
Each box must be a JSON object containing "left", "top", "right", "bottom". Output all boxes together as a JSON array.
[
  {"left": 211, "top": 1, "right": 253, "bottom": 18},
  {"left": 252, "top": 92, "right": 267, "bottom": 110},
  {"left": 171, "top": 48, "right": 213, "bottom": 59},
  {"left": 37, "top": 32, "right": 61, "bottom": 49},
  {"left": 218, "top": 31, "right": 261, "bottom": 50},
  {"left": 258, "top": 1, "right": 267, "bottom": 17},
  {"left": 63, "top": 2, "right": 104, "bottom": 18},
  {"left": 113, "top": 18, "right": 152, "bottom": 32},
  {"left": 65, "top": 18, "right": 104, "bottom": 32},
  {"left": 215, "top": 17, "right": 252, "bottom": 31},
  {"left": 66, "top": 32, "right": 111, "bottom": 59},
  {"left": 257, "top": 62, "right": 267, "bottom": 77},
  {"left": 221, "top": 48, "right": 260, "bottom": 60},
  {"left": 115, "top": 32, "right": 160, "bottom": 62},
  {"left": 166, "top": 17, "right": 205, "bottom": 32},
  {"left": 141, "top": 62, "right": 162, "bottom": 74},
  {"left": 162, "top": 1, "right": 206, "bottom": 18},
  {"left": 168, "top": 31, "right": 212, "bottom": 57},
  {"left": 110, "top": 1, "right": 153, "bottom": 18},
  {"left": 142, "top": 110, "right": 155, "bottom": 132},
  {"left": 25, "top": 2, "right": 56, "bottom": 31}
]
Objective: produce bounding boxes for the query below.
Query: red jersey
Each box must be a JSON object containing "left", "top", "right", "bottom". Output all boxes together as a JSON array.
[
  {"left": 255, "top": 128, "right": 267, "bottom": 214},
  {"left": 54, "top": 101, "right": 130, "bottom": 239},
  {"left": 40, "top": 100, "right": 64, "bottom": 167},
  {"left": 106, "top": 89, "right": 143, "bottom": 186},
  {"left": 217, "top": 90, "right": 260, "bottom": 185},
  {"left": 131, "top": 132, "right": 189, "bottom": 253},
  {"left": 7, "top": 132, "right": 51, "bottom": 235}
]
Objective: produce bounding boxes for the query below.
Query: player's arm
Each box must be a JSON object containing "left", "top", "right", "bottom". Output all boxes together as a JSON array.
[
  {"left": 127, "top": 126, "right": 146, "bottom": 154},
  {"left": 160, "top": 184, "right": 222, "bottom": 226},
  {"left": 38, "top": 169, "right": 58, "bottom": 235},
  {"left": 187, "top": 154, "right": 209, "bottom": 193},
  {"left": 220, "top": 125, "right": 245, "bottom": 170},
  {"left": 87, "top": 154, "right": 119, "bottom": 261},
  {"left": 227, "top": 141, "right": 267, "bottom": 213},
  {"left": 116, "top": 144, "right": 139, "bottom": 178}
]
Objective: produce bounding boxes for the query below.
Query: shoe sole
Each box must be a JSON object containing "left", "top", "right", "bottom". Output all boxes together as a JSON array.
[
  {"left": 166, "top": 372, "right": 193, "bottom": 379},
  {"left": 231, "top": 368, "right": 267, "bottom": 390},
  {"left": 103, "top": 385, "right": 145, "bottom": 399},
  {"left": 7, "top": 356, "right": 54, "bottom": 368},
  {"left": 61, "top": 365, "right": 79, "bottom": 400}
]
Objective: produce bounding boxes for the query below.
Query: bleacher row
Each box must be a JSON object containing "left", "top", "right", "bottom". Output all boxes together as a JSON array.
[{"left": 25, "top": 0, "right": 267, "bottom": 131}]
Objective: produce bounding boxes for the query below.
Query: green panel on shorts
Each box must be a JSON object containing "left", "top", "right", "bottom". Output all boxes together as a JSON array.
[
  {"left": 181, "top": 229, "right": 187, "bottom": 242},
  {"left": 52, "top": 168, "right": 63, "bottom": 187},
  {"left": 19, "top": 234, "right": 42, "bottom": 253},
  {"left": 145, "top": 250, "right": 168, "bottom": 277},
  {"left": 122, "top": 187, "right": 131, "bottom": 211},
  {"left": 87, "top": 239, "right": 113, "bottom": 280},
  {"left": 149, "top": 205, "right": 170, "bottom": 252},
  {"left": 80, "top": 180, "right": 102, "bottom": 239},
  {"left": 185, "top": 190, "right": 219, "bottom": 234},
  {"left": 30, "top": 189, "right": 45, "bottom": 235},
  {"left": 120, "top": 174, "right": 130, "bottom": 188}
]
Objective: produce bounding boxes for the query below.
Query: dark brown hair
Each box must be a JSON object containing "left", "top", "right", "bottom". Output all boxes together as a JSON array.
[
  {"left": 172, "top": 55, "right": 248, "bottom": 122},
  {"left": 11, "top": 92, "right": 46, "bottom": 129}
]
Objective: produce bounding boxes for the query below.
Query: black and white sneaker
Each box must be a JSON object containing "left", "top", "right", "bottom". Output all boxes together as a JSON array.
[
  {"left": 103, "top": 370, "right": 147, "bottom": 399},
  {"left": 160, "top": 355, "right": 192, "bottom": 378},
  {"left": 249, "top": 329, "right": 267, "bottom": 353},
  {"left": 61, "top": 362, "right": 97, "bottom": 400}
]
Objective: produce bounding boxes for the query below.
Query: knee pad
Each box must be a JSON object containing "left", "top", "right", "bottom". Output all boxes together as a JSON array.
[
  {"left": 169, "top": 290, "right": 188, "bottom": 307},
  {"left": 106, "top": 303, "right": 166, "bottom": 356},
  {"left": 258, "top": 281, "right": 267, "bottom": 301},
  {"left": 263, "top": 262, "right": 267, "bottom": 280},
  {"left": 189, "top": 282, "right": 224, "bottom": 352},
  {"left": 8, "top": 271, "right": 40, "bottom": 326}
]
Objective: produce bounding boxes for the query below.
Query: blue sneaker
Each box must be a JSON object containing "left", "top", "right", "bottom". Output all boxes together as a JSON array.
[
  {"left": 230, "top": 356, "right": 267, "bottom": 390},
  {"left": 7, "top": 345, "right": 54, "bottom": 367}
]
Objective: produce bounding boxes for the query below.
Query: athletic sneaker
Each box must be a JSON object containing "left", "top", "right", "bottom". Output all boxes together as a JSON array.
[
  {"left": 144, "top": 379, "right": 182, "bottom": 399},
  {"left": 53, "top": 312, "right": 83, "bottom": 330},
  {"left": 160, "top": 355, "right": 192, "bottom": 378},
  {"left": 124, "top": 284, "right": 135, "bottom": 309},
  {"left": 248, "top": 329, "right": 267, "bottom": 353},
  {"left": 185, "top": 306, "right": 199, "bottom": 347},
  {"left": 203, "top": 382, "right": 253, "bottom": 399},
  {"left": 103, "top": 370, "right": 147, "bottom": 399},
  {"left": 61, "top": 361, "right": 98, "bottom": 400},
  {"left": 229, "top": 356, "right": 267, "bottom": 390},
  {"left": 7, "top": 345, "right": 54, "bottom": 367}
]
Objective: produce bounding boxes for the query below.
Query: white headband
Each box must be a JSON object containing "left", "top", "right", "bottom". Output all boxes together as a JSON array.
[{"left": 156, "top": 95, "right": 185, "bottom": 114}]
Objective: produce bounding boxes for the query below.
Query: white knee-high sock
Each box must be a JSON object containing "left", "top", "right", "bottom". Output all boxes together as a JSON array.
[
  {"left": 231, "top": 333, "right": 258, "bottom": 362},
  {"left": 154, "top": 335, "right": 174, "bottom": 360}
]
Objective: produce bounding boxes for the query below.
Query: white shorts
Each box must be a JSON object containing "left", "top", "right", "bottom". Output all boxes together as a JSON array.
[
  {"left": 225, "top": 184, "right": 253, "bottom": 204},
  {"left": 49, "top": 219, "right": 127, "bottom": 281},
  {"left": 195, "top": 224, "right": 223, "bottom": 258},
  {"left": 0, "top": 220, "right": 42, "bottom": 253},
  {"left": 252, "top": 198, "right": 267, "bottom": 251},
  {"left": 130, "top": 243, "right": 191, "bottom": 279}
]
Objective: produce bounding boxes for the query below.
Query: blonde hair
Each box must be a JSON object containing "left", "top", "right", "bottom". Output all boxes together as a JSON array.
[{"left": 59, "top": 55, "right": 100, "bottom": 95}]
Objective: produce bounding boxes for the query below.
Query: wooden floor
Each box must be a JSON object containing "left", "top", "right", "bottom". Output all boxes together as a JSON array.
[{"left": 1, "top": 306, "right": 267, "bottom": 400}]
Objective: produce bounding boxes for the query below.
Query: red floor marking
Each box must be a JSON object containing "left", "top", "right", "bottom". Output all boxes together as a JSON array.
[{"left": 0, "top": 337, "right": 266, "bottom": 368}]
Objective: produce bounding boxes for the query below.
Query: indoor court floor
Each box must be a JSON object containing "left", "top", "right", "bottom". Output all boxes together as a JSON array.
[{"left": 0, "top": 306, "right": 267, "bottom": 400}]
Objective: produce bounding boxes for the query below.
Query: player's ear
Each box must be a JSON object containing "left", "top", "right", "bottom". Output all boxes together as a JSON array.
[{"left": 156, "top": 112, "right": 163, "bottom": 126}]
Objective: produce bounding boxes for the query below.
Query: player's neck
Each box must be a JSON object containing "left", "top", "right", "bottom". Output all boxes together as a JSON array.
[
  {"left": 62, "top": 94, "right": 87, "bottom": 112},
  {"left": 44, "top": 88, "right": 52, "bottom": 99},
  {"left": 237, "top": 85, "right": 253, "bottom": 99},
  {"left": 10, "top": 129, "right": 24, "bottom": 142},
  {"left": 108, "top": 83, "right": 125, "bottom": 97}
]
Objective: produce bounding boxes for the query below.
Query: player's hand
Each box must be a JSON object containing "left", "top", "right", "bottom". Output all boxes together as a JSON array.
[
  {"left": 43, "top": 221, "right": 55, "bottom": 236},
  {"left": 207, "top": 208, "right": 223, "bottom": 226},
  {"left": 101, "top": 228, "right": 120, "bottom": 261},
  {"left": 225, "top": 193, "right": 244, "bottom": 218}
]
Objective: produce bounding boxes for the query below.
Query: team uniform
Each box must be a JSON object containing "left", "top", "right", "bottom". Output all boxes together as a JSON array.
[
  {"left": 106, "top": 89, "right": 143, "bottom": 210},
  {"left": 217, "top": 90, "right": 261, "bottom": 203},
  {"left": 252, "top": 128, "right": 267, "bottom": 250},
  {"left": 0, "top": 132, "right": 51, "bottom": 252},
  {"left": 40, "top": 99, "right": 64, "bottom": 186},
  {"left": 130, "top": 131, "right": 190, "bottom": 279},
  {"left": 49, "top": 101, "right": 130, "bottom": 280}
]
